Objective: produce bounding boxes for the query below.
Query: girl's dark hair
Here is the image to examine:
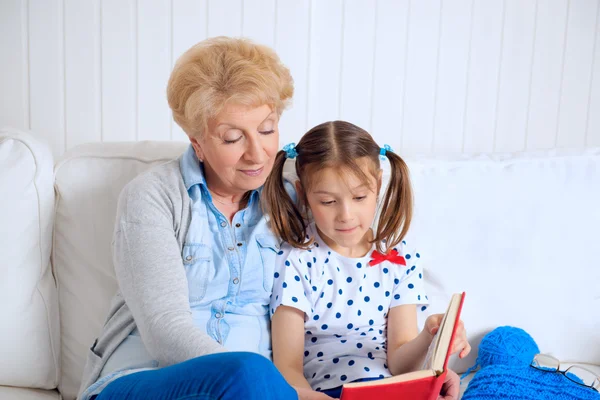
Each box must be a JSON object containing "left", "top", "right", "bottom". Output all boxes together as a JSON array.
[{"left": 262, "top": 120, "right": 413, "bottom": 253}]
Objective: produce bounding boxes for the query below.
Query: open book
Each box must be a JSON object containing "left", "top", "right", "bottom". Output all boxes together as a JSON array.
[{"left": 340, "top": 292, "right": 466, "bottom": 400}]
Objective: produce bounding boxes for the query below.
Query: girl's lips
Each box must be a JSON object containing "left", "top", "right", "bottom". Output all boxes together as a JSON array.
[
  {"left": 240, "top": 167, "right": 264, "bottom": 177},
  {"left": 336, "top": 227, "right": 357, "bottom": 233}
]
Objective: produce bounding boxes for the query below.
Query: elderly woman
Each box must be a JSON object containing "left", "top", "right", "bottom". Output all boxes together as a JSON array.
[{"left": 79, "top": 37, "right": 460, "bottom": 400}]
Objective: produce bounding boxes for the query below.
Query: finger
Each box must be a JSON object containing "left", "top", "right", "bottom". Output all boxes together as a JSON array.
[{"left": 460, "top": 342, "right": 472, "bottom": 358}]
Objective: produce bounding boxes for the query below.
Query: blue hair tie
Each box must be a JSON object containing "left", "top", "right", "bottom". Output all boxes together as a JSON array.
[
  {"left": 283, "top": 142, "right": 298, "bottom": 159},
  {"left": 379, "top": 144, "right": 393, "bottom": 156}
]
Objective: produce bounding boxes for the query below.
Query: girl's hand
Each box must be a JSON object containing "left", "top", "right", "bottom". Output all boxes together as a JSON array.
[
  {"left": 437, "top": 369, "right": 460, "bottom": 400},
  {"left": 294, "top": 386, "right": 337, "bottom": 400},
  {"left": 425, "top": 314, "right": 471, "bottom": 359}
]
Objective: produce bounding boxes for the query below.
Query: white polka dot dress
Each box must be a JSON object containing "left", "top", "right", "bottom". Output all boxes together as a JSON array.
[{"left": 270, "top": 224, "right": 429, "bottom": 391}]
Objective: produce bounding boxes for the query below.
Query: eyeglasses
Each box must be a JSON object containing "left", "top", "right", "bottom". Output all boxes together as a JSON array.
[{"left": 531, "top": 354, "right": 600, "bottom": 392}]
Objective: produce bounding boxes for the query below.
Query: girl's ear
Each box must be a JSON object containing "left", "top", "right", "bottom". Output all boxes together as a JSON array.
[
  {"left": 377, "top": 169, "right": 383, "bottom": 194},
  {"left": 295, "top": 180, "right": 305, "bottom": 206}
]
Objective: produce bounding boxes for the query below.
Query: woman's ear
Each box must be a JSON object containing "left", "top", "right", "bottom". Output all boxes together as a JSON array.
[{"left": 189, "top": 135, "right": 205, "bottom": 162}]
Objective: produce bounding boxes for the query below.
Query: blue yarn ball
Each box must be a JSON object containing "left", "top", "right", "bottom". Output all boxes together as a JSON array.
[{"left": 476, "top": 326, "right": 539, "bottom": 368}]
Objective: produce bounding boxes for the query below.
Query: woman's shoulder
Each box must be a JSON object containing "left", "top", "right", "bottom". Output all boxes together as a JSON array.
[
  {"left": 121, "top": 159, "right": 186, "bottom": 200},
  {"left": 116, "top": 159, "right": 189, "bottom": 225}
]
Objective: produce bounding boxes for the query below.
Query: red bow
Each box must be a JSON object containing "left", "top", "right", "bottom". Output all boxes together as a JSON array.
[{"left": 369, "top": 249, "right": 406, "bottom": 267}]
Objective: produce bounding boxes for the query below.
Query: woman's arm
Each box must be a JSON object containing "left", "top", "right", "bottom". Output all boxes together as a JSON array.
[
  {"left": 113, "top": 175, "right": 224, "bottom": 366},
  {"left": 385, "top": 304, "right": 433, "bottom": 375},
  {"left": 271, "top": 305, "right": 312, "bottom": 389}
]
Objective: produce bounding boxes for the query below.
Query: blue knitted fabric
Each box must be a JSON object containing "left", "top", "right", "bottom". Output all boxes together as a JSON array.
[{"left": 462, "top": 326, "right": 600, "bottom": 400}]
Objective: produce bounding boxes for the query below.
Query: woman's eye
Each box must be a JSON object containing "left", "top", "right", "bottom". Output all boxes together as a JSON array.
[
  {"left": 321, "top": 200, "right": 335, "bottom": 205},
  {"left": 259, "top": 129, "right": 275, "bottom": 135},
  {"left": 224, "top": 136, "right": 242, "bottom": 144}
]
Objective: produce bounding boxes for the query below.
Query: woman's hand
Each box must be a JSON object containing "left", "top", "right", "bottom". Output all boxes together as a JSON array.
[
  {"left": 295, "top": 386, "right": 337, "bottom": 400},
  {"left": 425, "top": 314, "right": 471, "bottom": 359},
  {"left": 437, "top": 369, "right": 460, "bottom": 400}
]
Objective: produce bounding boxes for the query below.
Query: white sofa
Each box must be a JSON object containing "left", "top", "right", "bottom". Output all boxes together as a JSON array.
[{"left": 1, "top": 127, "right": 599, "bottom": 400}]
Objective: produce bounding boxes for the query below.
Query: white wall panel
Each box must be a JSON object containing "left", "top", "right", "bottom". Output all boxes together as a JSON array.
[
  {"left": 494, "top": 0, "right": 536, "bottom": 153},
  {"left": 275, "top": 0, "right": 310, "bottom": 144},
  {"left": 339, "top": 0, "right": 376, "bottom": 132},
  {"left": 402, "top": 0, "right": 442, "bottom": 154},
  {"left": 101, "top": 0, "right": 136, "bottom": 142},
  {"left": 587, "top": 7, "right": 600, "bottom": 147},
  {"left": 556, "top": 0, "right": 599, "bottom": 148},
  {"left": 64, "top": 0, "right": 101, "bottom": 148},
  {"left": 138, "top": 0, "right": 171, "bottom": 141},
  {"left": 2, "top": 1, "right": 600, "bottom": 157},
  {"left": 432, "top": 0, "right": 473, "bottom": 153},
  {"left": 29, "top": 0, "right": 65, "bottom": 157},
  {"left": 306, "top": 0, "right": 343, "bottom": 129},
  {"left": 208, "top": 0, "right": 242, "bottom": 37},
  {"left": 371, "top": 0, "right": 410, "bottom": 149},
  {"left": 0, "top": 0, "right": 28, "bottom": 131},
  {"left": 242, "top": 0, "right": 276, "bottom": 48},
  {"left": 463, "top": 0, "right": 504, "bottom": 153},
  {"left": 526, "top": 0, "right": 568, "bottom": 150},
  {"left": 171, "top": 0, "right": 208, "bottom": 142}
]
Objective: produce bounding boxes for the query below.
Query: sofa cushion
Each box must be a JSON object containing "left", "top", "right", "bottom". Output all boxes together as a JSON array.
[
  {"left": 406, "top": 149, "right": 600, "bottom": 372},
  {"left": 53, "top": 141, "right": 187, "bottom": 400},
  {"left": 0, "top": 387, "right": 61, "bottom": 400},
  {"left": 0, "top": 128, "right": 60, "bottom": 389}
]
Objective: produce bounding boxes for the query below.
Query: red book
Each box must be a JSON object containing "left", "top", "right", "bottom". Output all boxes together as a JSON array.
[{"left": 340, "top": 292, "right": 466, "bottom": 400}]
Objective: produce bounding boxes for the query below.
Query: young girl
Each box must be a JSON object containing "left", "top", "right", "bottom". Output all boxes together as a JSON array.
[{"left": 262, "top": 121, "right": 470, "bottom": 399}]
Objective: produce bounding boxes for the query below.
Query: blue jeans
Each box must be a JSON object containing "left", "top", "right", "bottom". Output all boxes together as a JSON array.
[
  {"left": 94, "top": 352, "right": 298, "bottom": 400},
  {"left": 319, "top": 377, "right": 382, "bottom": 399}
]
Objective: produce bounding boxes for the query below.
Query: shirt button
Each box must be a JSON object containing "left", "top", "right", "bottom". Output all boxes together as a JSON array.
[
  {"left": 220, "top": 221, "right": 227, "bottom": 227},
  {"left": 237, "top": 242, "right": 243, "bottom": 247},
  {"left": 215, "top": 312, "right": 222, "bottom": 319},
  {"left": 235, "top": 223, "right": 241, "bottom": 228},
  {"left": 233, "top": 278, "right": 239, "bottom": 284},
  {"left": 185, "top": 255, "right": 192, "bottom": 261},
  {"left": 228, "top": 246, "right": 234, "bottom": 251}
]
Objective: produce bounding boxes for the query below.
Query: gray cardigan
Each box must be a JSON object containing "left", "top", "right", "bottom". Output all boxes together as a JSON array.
[{"left": 78, "top": 158, "right": 225, "bottom": 397}]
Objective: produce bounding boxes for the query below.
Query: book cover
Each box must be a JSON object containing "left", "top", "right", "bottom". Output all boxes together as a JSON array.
[{"left": 339, "top": 292, "right": 466, "bottom": 400}]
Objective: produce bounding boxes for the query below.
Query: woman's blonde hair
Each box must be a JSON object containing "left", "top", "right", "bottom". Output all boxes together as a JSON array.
[{"left": 167, "top": 36, "right": 294, "bottom": 137}]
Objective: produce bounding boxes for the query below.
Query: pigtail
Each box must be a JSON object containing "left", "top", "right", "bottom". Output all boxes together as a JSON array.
[
  {"left": 262, "top": 150, "right": 310, "bottom": 248},
  {"left": 373, "top": 151, "right": 413, "bottom": 253}
]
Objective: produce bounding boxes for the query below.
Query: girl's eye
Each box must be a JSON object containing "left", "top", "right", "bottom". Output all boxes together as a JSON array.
[
  {"left": 259, "top": 129, "right": 275, "bottom": 135},
  {"left": 321, "top": 200, "right": 335, "bottom": 205},
  {"left": 354, "top": 196, "right": 367, "bottom": 201}
]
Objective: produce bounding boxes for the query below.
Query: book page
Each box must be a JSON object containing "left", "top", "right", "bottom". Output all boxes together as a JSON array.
[{"left": 421, "top": 293, "right": 463, "bottom": 374}]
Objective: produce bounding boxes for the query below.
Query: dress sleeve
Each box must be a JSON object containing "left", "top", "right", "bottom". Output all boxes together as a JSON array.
[
  {"left": 390, "top": 244, "right": 429, "bottom": 312},
  {"left": 270, "top": 248, "right": 314, "bottom": 320}
]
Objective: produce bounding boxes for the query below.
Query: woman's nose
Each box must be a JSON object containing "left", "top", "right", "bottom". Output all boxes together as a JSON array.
[{"left": 244, "top": 136, "right": 267, "bottom": 164}]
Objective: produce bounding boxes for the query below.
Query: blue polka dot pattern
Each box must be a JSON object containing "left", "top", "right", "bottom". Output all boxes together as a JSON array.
[{"left": 268, "top": 225, "right": 428, "bottom": 391}]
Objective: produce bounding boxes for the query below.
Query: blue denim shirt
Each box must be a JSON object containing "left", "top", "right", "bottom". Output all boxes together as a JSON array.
[{"left": 179, "top": 145, "right": 282, "bottom": 359}]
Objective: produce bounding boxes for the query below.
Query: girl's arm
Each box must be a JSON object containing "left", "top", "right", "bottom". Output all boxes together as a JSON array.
[
  {"left": 385, "top": 304, "right": 433, "bottom": 375},
  {"left": 386, "top": 306, "right": 471, "bottom": 376},
  {"left": 271, "top": 305, "right": 313, "bottom": 389}
]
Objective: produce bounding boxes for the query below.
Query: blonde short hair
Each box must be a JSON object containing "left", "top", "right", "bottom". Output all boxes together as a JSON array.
[{"left": 167, "top": 36, "right": 294, "bottom": 137}]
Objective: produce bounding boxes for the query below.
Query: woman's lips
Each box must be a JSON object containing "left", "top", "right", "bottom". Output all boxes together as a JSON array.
[{"left": 240, "top": 167, "right": 264, "bottom": 177}]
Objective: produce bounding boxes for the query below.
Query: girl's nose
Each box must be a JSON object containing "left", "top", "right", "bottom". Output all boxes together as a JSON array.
[{"left": 337, "top": 202, "right": 353, "bottom": 222}]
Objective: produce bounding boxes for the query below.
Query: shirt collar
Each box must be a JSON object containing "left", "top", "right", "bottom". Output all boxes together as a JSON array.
[
  {"left": 180, "top": 144, "right": 262, "bottom": 201},
  {"left": 180, "top": 144, "right": 207, "bottom": 192}
]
